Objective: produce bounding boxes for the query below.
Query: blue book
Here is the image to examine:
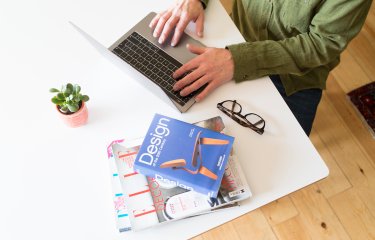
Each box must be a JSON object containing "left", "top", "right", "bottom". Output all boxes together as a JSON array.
[{"left": 134, "top": 114, "right": 235, "bottom": 198}]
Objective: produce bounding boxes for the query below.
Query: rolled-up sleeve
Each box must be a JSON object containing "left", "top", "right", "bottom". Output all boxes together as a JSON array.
[{"left": 227, "top": 0, "right": 372, "bottom": 83}]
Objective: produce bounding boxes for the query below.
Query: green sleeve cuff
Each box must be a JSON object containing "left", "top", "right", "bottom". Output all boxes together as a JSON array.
[
  {"left": 200, "top": 0, "right": 209, "bottom": 9},
  {"left": 227, "top": 40, "right": 302, "bottom": 83},
  {"left": 226, "top": 43, "right": 259, "bottom": 83}
]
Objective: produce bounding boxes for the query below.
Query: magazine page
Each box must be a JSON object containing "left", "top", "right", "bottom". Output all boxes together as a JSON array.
[
  {"left": 220, "top": 153, "right": 252, "bottom": 202},
  {"left": 112, "top": 140, "right": 160, "bottom": 231},
  {"left": 134, "top": 113, "right": 235, "bottom": 198},
  {"left": 106, "top": 140, "right": 132, "bottom": 232}
]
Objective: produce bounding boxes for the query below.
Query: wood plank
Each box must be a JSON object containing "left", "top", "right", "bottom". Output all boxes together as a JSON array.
[
  {"left": 314, "top": 92, "right": 375, "bottom": 217},
  {"left": 347, "top": 28, "right": 375, "bottom": 79},
  {"left": 220, "top": 0, "right": 233, "bottom": 14},
  {"left": 290, "top": 184, "right": 350, "bottom": 240},
  {"left": 330, "top": 50, "right": 371, "bottom": 93},
  {"left": 366, "top": 2, "right": 375, "bottom": 32},
  {"left": 360, "top": 23, "right": 375, "bottom": 49},
  {"left": 328, "top": 188, "right": 375, "bottom": 240},
  {"left": 230, "top": 209, "right": 278, "bottom": 240},
  {"left": 362, "top": 2, "right": 375, "bottom": 41},
  {"left": 272, "top": 216, "right": 312, "bottom": 240},
  {"left": 260, "top": 196, "right": 298, "bottom": 226},
  {"left": 325, "top": 75, "right": 375, "bottom": 164},
  {"left": 309, "top": 128, "right": 352, "bottom": 198},
  {"left": 197, "top": 221, "right": 240, "bottom": 240}
]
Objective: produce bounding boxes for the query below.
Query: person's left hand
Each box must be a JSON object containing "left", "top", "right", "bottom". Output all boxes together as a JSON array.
[{"left": 173, "top": 44, "right": 235, "bottom": 102}]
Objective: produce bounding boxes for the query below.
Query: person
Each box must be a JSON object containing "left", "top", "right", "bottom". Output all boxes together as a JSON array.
[{"left": 149, "top": 0, "right": 372, "bottom": 135}]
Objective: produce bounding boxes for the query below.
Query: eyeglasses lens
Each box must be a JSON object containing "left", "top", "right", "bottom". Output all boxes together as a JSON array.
[
  {"left": 246, "top": 114, "right": 265, "bottom": 128},
  {"left": 222, "top": 101, "right": 241, "bottom": 113}
]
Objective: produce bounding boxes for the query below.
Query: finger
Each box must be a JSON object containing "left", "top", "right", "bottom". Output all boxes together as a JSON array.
[
  {"left": 149, "top": 12, "right": 164, "bottom": 29},
  {"left": 159, "top": 16, "right": 180, "bottom": 44},
  {"left": 194, "top": 79, "right": 218, "bottom": 102},
  {"left": 173, "top": 57, "right": 200, "bottom": 79},
  {"left": 187, "top": 44, "right": 206, "bottom": 55},
  {"left": 173, "top": 68, "right": 205, "bottom": 91},
  {"left": 195, "top": 12, "right": 204, "bottom": 37},
  {"left": 180, "top": 75, "right": 210, "bottom": 97},
  {"left": 153, "top": 11, "right": 172, "bottom": 38},
  {"left": 170, "top": 16, "right": 190, "bottom": 46}
]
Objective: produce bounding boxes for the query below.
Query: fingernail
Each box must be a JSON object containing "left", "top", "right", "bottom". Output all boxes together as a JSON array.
[
  {"left": 171, "top": 41, "right": 176, "bottom": 47},
  {"left": 159, "top": 37, "right": 164, "bottom": 44},
  {"left": 153, "top": 32, "right": 158, "bottom": 38},
  {"left": 198, "top": 32, "right": 203, "bottom": 37}
]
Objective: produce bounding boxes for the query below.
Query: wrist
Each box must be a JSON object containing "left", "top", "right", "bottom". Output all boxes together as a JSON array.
[{"left": 224, "top": 49, "right": 235, "bottom": 80}]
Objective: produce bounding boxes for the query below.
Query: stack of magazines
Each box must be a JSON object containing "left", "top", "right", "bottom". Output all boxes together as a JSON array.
[{"left": 106, "top": 115, "right": 252, "bottom": 232}]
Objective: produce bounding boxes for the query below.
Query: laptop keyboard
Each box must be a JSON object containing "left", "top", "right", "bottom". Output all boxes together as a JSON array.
[{"left": 112, "top": 31, "right": 198, "bottom": 106}]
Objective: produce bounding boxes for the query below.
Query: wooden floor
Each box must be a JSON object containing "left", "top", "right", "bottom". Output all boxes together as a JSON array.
[{"left": 192, "top": 1, "right": 375, "bottom": 239}]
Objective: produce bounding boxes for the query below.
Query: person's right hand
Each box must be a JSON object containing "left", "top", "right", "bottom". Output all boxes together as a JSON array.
[{"left": 149, "top": 0, "right": 205, "bottom": 47}]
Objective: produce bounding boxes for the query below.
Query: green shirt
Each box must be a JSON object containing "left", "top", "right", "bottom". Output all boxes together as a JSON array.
[{"left": 202, "top": 0, "right": 372, "bottom": 95}]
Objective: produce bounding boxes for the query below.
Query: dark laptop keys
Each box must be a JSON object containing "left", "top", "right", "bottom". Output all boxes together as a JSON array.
[{"left": 111, "top": 31, "right": 202, "bottom": 105}]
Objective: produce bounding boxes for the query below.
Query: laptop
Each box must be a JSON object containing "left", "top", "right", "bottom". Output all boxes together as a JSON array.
[{"left": 70, "top": 12, "right": 206, "bottom": 113}]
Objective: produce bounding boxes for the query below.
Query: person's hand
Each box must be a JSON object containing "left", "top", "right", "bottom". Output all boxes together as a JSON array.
[
  {"left": 173, "top": 44, "right": 235, "bottom": 102},
  {"left": 149, "top": 0, "right": 205, "bottom": 46}
]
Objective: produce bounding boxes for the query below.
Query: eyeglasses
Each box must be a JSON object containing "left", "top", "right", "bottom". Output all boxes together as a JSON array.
[{"left": 217, "top": 100, "right": 265, "bottom": 135}]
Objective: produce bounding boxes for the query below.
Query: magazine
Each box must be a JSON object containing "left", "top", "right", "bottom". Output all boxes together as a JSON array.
[
  {"left": 112, "top": 138, "right": 250, "bottom": 231},
  {"left": 106, "top": 116, "right": 251, "bottom": 231},
  {"left": 106, "top": 139, "right": 132, "bottom": 232},
  {"left": 134, "top": 113, "right": 235, "bottom": 197},
  {"left": 347, "top": 81, "right": 375, "bottom": 138}
]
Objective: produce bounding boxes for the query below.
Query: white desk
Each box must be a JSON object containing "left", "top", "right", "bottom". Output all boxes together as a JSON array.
[{"left": 0, "top": 1, "right": 328, "bottom": 239}]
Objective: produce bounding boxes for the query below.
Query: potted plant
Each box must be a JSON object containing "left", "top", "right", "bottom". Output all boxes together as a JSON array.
[{"left": 50, "top": 83, "right": 90, "bottom": 127}]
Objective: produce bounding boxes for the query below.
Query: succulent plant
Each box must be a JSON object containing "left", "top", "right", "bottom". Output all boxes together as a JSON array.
[{"left": 50, "top": 83, "right": 89, "bottom": 114}]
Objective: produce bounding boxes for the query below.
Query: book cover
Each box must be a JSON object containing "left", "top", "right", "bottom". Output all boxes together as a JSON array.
[
  {"left": 111, "top": 136, "right": 250, "bottom": 231},
  {"left": 347, "top": 81, "right": 375, "bottom": 138},
  {"left": 134, "top": 113, "right": 235, "bottom": 197}
]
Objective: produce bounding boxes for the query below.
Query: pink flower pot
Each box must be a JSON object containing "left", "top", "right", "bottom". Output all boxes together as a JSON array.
[{"left": 57, "top": 101, "right": 88, "bottom": 127}]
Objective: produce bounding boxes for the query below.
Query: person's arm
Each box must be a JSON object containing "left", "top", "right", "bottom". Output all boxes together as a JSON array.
[
  {"left": 173, "top": 0, "right": 371, "bottom": 101},
  {"left": 227, "top": 0, "right": 372, "bottom": 82}
]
